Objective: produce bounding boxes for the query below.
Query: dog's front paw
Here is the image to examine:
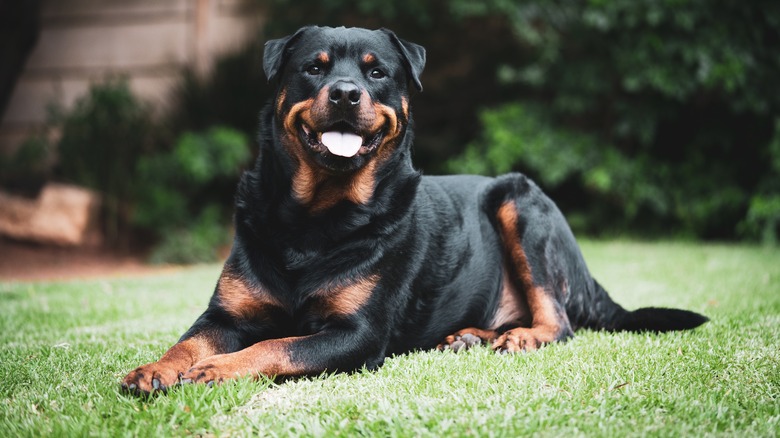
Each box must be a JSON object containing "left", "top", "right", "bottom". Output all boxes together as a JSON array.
[
  {"left": 179, "top": 354, "right": 248, "bottom": 386},
  {"left": 121, "top": 361, "right": 182, "bottom": 396}
]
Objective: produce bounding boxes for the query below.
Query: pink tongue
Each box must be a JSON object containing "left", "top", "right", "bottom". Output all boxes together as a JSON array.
[{"left": 321, "top": 131, "right": 362, "bottom": 157}]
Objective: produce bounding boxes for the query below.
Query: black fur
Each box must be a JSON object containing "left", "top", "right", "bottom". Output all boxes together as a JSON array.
[{"left": 121, "top": 26, "right": 707, "bottom": 395}]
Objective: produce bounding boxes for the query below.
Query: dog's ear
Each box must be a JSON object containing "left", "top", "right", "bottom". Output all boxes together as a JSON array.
[
  {"left": 263, "top": 26, "right": 312, "bottom": 83},
  {"left": 381, "top": 28, "right": 426, "bottom": 92}
]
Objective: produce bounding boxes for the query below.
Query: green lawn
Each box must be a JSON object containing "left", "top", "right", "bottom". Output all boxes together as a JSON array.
[{"left": 1, "top": 241, "right": 778, "bottom": 437}]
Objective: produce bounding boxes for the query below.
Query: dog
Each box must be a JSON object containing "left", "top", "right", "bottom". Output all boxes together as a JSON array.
[{"left": 121, "top": 26, "right": 708, "bottom": 396}]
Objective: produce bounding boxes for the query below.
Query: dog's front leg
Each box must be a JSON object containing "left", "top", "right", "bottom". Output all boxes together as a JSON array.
[
  {"left": 180, "top": 274, "right": 384, "bottom": 383},
  {"left": 179, "top": 327, "right": 381, "bottom": 384},
  {"left": 120, "top": 330, "right": 228, "bottom": 395},
  {"left": 121, "top": 265, "right": 282, "bottom": 395}
]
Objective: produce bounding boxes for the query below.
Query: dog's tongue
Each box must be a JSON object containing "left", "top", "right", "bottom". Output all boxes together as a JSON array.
[{"left": 321, "top": 131, "right": 362, "bottom": 157}]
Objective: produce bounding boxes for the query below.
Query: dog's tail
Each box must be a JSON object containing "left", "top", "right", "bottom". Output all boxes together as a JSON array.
[{"left": 576, "top": 280, "right": 709, "bottom": 333}]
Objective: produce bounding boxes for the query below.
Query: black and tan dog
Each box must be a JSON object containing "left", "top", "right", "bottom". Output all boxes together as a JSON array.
[{"left": 121, "top": 26, "right": 707, "bottom": 396}]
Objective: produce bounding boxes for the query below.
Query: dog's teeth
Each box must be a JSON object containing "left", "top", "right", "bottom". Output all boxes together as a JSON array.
[{"left": 321, "top": 131, "right": 363, "bottom": 157}]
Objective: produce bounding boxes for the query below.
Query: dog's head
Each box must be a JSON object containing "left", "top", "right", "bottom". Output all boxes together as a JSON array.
[{"left": 263, "top": 26, "right": 425, "bottom": 179}]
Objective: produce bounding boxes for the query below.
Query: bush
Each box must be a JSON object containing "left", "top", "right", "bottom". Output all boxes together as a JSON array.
[
  {"left": 739, "top": 118, "right": 780, "bottom": 244},
  {"left": 133, "top": 126, "right": 251, "bottom": 264},
  {"left": 19, "top": 75, "right": 253, "bottom": 260},
  {"left": 53, "top": 78, "right": 154, "bottom": 244},
  {"left": 146, "top": 205, "right": 230, "bottom": 265},
  {"left": 0, "top": 133, "right": 50, "bottom": 194},
  {"left": 446, "top": 0, "right": 780, "bottom": 240},
  {"left": 447, "top": 103, "right": 673, "bottom": 235}
]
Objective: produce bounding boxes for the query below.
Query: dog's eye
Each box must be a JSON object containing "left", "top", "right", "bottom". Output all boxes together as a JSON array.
[
  {"left": 306, "top": 65, "right": 322, "bottom": 76},
  {"left": 369, "top": 68, "right": 386, "bottom": 79}
]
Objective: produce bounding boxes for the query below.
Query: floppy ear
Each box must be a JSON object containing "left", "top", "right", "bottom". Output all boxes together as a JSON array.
[
  {"left": 381, "top": 28, "right": 426, "bottom": 92},
  {"left": 263, "top": 26, "right": 312, "bottom": 83}
]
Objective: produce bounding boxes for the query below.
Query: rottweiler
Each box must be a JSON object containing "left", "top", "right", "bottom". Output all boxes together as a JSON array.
[{"left": 121, "top": 26, "right": 708, "bottom": 396}]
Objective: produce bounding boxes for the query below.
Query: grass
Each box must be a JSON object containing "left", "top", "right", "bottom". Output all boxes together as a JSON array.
[{"left": 1, "top": 240, "right": 778, "bottom": 437}]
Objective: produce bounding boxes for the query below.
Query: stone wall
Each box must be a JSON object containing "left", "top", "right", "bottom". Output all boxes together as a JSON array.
[{"left": 0, "top": 0, "right": 266, "bottom": 154}]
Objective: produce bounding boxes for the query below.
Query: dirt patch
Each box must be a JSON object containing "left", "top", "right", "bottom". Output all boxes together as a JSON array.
[{"left": 0, "top": 238, "right": 178, "bottom": 282}]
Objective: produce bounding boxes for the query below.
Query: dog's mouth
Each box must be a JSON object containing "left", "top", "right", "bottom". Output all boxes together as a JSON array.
[{"left": 300, "top": 122, "right": 385, "bottom": 158}]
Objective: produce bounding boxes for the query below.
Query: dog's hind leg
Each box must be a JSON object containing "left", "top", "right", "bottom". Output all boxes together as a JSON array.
[{"left": 490, "top": 192, "right": 575, "bottom": 352}]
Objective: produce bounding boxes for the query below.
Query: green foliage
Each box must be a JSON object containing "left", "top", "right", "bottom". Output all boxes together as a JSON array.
[
  {"left": 53, "top": 79, "right": 153, "bottom": 244},
  {"left": 448, "top": 103, "right": 672, "bottom": 234},
  {"left": 147, "top": 206, "right": 231, "bottom": 265},
  {"left": 742, "top": 195, "right": 780, "bottom": 245},
  {"left": 174, "top": 129, "right": 250, "bottom": 184},
  {"left": 445, "top": 0, "right": 780, "bottom": 239},
  {"left": 0, "top": 133, "right": 50, "bottom": 191},
  {"left": 462, "top": 0, "right": 780, "bottom": 112},
  {"left": 18, "top": 69, "right": 251, "bottom": 261},
  {"left": 134, "top": 127, "right": 251, "bottom": 264},
  {"left": 448, "top": 104, "right": 600, "bottom": 183},
  {"left": 739, "top": 118, "right": 780, "bottom": 244}
]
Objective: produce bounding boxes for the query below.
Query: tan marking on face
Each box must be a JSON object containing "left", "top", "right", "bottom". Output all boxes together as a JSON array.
[
  {"left": 284, "top": 97, "right": 317, "bottom": 137},
  {"left": 317, "top": 51, "right": 330, "bottom": 64},
  {"left": 363, "top": 53, "right": 376, "bottom": 64},
  {"left": 281, "top": 97, "right": 324, "bottom": 205},
  {"left": 217, "top": 268, "right": 281, "bottom": 320},
  {"left": 276, "top": 88, "right": 287, "bottom": 116},
  {"left": 314, "top": 275, "right": 379, "bottom": 317},
  {"left": 280, "top": 88, "right": 405, "bottom": 212},
  {"left": 370, "top": 102, "right": 401, "bottom": 145}
]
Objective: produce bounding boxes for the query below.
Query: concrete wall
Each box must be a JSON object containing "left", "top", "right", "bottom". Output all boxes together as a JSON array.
[{"left": 0, "top": 0, "right": 266, "bottom": 154}]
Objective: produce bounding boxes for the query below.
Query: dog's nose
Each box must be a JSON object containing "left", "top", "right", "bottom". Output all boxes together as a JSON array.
[{"left": 328, "top": 81, "right": 361, "bottom": 108}]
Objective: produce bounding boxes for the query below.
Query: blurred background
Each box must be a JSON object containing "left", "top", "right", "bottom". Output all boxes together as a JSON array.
[{"left": 1, "top": 0, "right": 778, "bottom": 275}]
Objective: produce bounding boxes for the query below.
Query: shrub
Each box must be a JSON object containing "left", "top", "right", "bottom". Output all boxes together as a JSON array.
[
  {"left": 133, "top": 126, "right": 251, "bottom": 264},
  {"left": 446, "top": 0, "right": 780, "bottom": 239},
  {"left": 147, "top": 205, "right": 230, "bottom": 265},
  {"left": 0, "top": 133, "right": 50, "bottom": 194},
  {"left": 25, "top": 76, "right": 252, "bottom": 260},
  {"left": 739, "top": 118, "right": 780, "bottom": 244},
  {"left": 447, "top": 103, "right": 672, "bottom": 235},
  {"left": 53, "top": 78, "right": 154, "bottom": 244}
]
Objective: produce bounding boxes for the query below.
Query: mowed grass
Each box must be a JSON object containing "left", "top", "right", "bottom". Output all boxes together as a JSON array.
[{"left": 1, "top": 240, "right": 778, "bottom": 437}]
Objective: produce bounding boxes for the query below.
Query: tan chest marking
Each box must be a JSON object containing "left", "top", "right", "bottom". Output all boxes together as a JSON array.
[{"left": 217, "top": 269, "right": 282, "bottom": 320}]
